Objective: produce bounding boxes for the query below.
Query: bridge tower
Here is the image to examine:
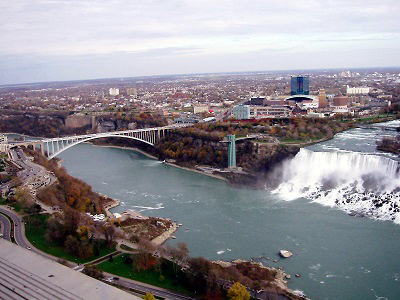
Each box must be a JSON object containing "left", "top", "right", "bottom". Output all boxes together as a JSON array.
[{"left": 227, "top": 134, "right": 236, "bottom": 168}]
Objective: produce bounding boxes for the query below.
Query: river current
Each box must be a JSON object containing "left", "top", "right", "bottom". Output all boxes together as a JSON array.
[{"left": 52, "top": 120, "right": 400, "bottom": 299}]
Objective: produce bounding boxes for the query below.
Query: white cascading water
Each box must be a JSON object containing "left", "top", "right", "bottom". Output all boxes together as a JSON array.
[{"left": 273, "top": 148, "right": 400, "bottom": 223}]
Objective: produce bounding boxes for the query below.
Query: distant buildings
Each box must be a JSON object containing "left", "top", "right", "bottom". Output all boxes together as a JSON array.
[
  {"left": 109, "top": 88, "right": 119, "bottom": 96},
  {"left": 346, "top": 85, "right": 370, "bottom": 95},
  {"left": 291, "top": 76, "right": 310, "bottom": 95}
]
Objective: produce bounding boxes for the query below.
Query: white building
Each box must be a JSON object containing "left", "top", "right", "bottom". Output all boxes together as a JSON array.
[
  {"left": 109, "top": 88, "right": 120, "bottom": 96},
  {"left": 346, "top": 85, "right": 370, "bottom": 95},
  {"left": 333, "top": 106, "right": 350, "bottom": 113},
  {"left": 192, "top": 105, "right": 209, "bottom": 114},
  {"left": 298, "top": 99, "right": 319, "bottom": 109}
]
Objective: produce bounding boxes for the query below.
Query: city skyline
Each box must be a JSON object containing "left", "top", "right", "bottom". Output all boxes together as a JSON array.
[{"left": 1, "top": 0, "right": 399, "bottom": 84}]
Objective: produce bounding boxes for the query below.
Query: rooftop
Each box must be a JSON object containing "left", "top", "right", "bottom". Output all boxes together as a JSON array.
[{"left": 0, "top": 239, "right": 138, "bottom": 300}]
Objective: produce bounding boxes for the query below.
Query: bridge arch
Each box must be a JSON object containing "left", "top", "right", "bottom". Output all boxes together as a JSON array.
[{"left": 46, "top": 134, "right": 154, "bottom": 159}]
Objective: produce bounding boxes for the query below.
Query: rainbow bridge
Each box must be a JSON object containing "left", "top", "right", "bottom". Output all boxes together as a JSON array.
[{"left": 9, "top": 124, "right": 188, "bottom": 159}]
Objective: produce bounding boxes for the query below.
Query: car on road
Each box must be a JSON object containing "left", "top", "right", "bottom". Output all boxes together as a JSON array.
[{"left": 26, "top": 247, "right": 31, "bottom": 250}]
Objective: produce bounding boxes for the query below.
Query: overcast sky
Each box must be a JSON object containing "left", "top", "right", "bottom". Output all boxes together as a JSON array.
[{"left": 0, "top": 0, "right": 399, "bottom": 84}]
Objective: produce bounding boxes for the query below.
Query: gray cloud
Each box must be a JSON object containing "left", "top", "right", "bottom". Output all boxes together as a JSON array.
[{"left": 0, "top": 0, "right": 399, "bottom": 83}]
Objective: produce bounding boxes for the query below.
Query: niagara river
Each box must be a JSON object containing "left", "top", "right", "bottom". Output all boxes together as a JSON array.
[{"left": 57, "top": 120, "right": 400, "bottom": 300}]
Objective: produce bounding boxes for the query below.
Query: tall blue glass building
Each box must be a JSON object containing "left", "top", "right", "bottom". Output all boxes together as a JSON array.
[{"left": 291, "top": 76, "right": 310, "bottom": 95}]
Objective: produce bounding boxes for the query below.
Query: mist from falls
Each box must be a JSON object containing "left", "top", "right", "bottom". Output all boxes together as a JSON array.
[{"left": 273, "top": 148, "right": 400, "bottom": 223}]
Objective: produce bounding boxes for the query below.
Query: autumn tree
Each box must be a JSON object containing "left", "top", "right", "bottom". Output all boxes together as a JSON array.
[
  {"left": 227, "top": 282, "right": 250, "bottom": 300},
  {"left": 13, "top": 186, "right": 33, "bottom": 209},
  {"left": 142, "top": 293, "right": 156, "bottom": 300},
  {"left": 133, "top": 239, "right": 159, "bottom": 272}
]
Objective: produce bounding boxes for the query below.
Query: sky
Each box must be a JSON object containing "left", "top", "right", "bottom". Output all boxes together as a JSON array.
[{"left": 0, "top": 0, "right": 399, "bottom": 84}]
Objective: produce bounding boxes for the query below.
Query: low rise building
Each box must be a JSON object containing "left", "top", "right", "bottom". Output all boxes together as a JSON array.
[
  {"left": 192, "top": 105, "right": 209, "bottom": 114},
  {"left": 250, "top": 105, "right": 292, "bottom": 119},
  {"left": 332, "top": 95, "right": 350, "bottom": 113}
]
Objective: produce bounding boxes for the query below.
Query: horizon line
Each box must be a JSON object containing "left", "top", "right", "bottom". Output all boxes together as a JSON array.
[{"left": 1, "top": 65, "right": 400, "bottom": 88}]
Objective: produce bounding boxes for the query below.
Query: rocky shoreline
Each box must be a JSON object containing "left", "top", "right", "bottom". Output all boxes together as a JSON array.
[
  {"left": 91, "top": 140, "right": 300, "bottom": 189},
  {"left": 377, "top": 136, "right": 400, "bottom": 155}
]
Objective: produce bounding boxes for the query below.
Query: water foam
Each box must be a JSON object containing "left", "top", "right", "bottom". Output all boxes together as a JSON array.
[{"left": 273, "top": 149, "right": 400, "bottom": 223}]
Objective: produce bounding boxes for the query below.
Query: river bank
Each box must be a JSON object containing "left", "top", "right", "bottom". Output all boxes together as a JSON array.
[
  {"left": 92, "top": 142, "right": 230, "bottom": 183},
  {"left": 94, "top": 144, "right": 159, "bottom": 160}
]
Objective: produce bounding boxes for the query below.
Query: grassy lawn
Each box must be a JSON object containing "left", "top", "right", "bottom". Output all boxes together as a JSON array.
[
  {"left": 11, "top": 201, "right": 23, "bottom": 212},
  {"left": 98, "top": 254, "right": 192, "bottom": 295},
  {"left": 24, "top": 214, "right": 115, "bottom": 264},
  {"left": 354, "top": 114, "right": 395, "bottom": 123}
]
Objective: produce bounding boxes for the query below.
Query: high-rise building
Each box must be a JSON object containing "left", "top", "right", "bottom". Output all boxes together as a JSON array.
[
  {"left": 291, "top": 76, "right": 310, "bottom": 95},
  {"left": 109, "top": 88, "right": 119, "bottom": 96},
  {"left": 0, "top": 135, "right": 8, "bottom": 152},
  {"left": 318, "top": 89, "right": 328, "bottom": 108},
  {"left": 126, "top": 88, "right": 137, "bottom": 96}
]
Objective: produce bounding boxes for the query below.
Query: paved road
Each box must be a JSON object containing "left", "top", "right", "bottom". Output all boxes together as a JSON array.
[
  {"left": 103, "top": 272, "right": 194, "bottom": 300},
  {"left": 0, "top": 207, "right": 29, "bottom": 248},
  {"left": 0, "top": 212, "right": 11, "bottom": 242}
]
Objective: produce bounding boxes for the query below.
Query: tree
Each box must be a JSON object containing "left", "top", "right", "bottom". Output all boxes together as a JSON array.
[
  {"left": 63, "top": 207, "right": 81, "bottom": 235},
  {"left": 64, "top": 235, "right": 80, "bottom": 255},
  {"left": 227, "top": 282, "right": 250, "bottom": 300},
  {"left": 45, "top": 217, "right": 67, "bottom": 244},
  {"left": 102, "top": 223, "right": 116, "bottom": 246},
  {"left": 13, "top": 186, "right": 33, "bottom": 208},
  {"left": 82, "top": 265, "right": 104, "bottom": 280},
  {"left": 142, "top": 293, "right": 156, "bottom": 300}
]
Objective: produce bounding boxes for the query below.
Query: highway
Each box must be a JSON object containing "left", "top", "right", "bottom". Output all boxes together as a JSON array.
[
  {"left": 0, "top": 212, "right": 11, "bottom": 242},
  {"left": 102, "top": 272, "right": 194, "bottom": 300},
  {"left": 0, "top": 206, "right": 30, "bottom": 248}
]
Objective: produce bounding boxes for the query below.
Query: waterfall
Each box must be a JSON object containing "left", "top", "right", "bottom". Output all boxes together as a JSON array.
[{"left": 273, "top": 148, "right": 400, "bottom": 223}]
